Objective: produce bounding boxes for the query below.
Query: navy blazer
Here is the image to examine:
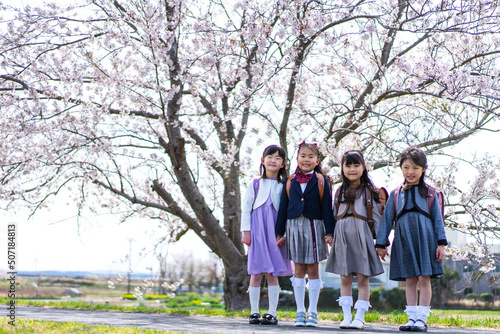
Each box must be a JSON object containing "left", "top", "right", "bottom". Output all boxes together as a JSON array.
[{"left": 275, "top": 173, "right": 335, "bottom": 236}]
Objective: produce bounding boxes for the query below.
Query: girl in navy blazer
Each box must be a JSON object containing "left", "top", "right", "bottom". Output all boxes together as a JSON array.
[{"left": 276, "top": 142, "right": 335, "bottom": 328}]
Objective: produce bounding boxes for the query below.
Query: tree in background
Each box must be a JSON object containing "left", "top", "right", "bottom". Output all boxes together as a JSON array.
[{"left": 0, "top": 0, "right": 499, "bottom": 310}]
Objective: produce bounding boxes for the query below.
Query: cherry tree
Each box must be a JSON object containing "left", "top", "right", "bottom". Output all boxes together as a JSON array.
[{"left": 1, "top": 0, "right": 499, "bottom": 310}]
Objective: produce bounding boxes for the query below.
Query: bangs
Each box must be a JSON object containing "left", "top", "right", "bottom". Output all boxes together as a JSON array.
[
  {"left": 263, "top": 145, "right": 286, "bottom": 159},
  {"left": 344, "top": 152, "right": 364, "bottom": 166}
]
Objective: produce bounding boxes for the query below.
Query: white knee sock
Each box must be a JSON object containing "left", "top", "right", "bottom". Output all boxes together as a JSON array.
[
  {"left": 403, "top": 305, "right": 418, "bottom": 326},
  {"left": 248, "top": 287, "right": 260, "bottom": 314},
  {"left": 353, "top": 300, "right": 371, "bottom": 323},
  {"left": 267, "top": 285, "right": 280, "bottom": 317},
  {"left": 307, "top": 279, "right": 323, "bottom": 314},
  {"left": 415, "top": 305, "right": 431, "bottom": 326},
  {"left": 290, "top": 276, "right": 306, "bottom": 313},
  {"left": 337, "top": 296, "right": 353, "bottom": 325}
]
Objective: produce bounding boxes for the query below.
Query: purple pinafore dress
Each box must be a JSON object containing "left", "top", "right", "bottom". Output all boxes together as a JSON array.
[{"left": 247, "top": 179, "right": 293, "bottom": 276}]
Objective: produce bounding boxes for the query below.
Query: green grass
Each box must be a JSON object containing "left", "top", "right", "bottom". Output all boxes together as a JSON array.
[
  {"left": 4, "top": 298, "right": 500, "bottom": 329},
  {"left": 0, "top": 317, "right": 179, "bottom": 334}
]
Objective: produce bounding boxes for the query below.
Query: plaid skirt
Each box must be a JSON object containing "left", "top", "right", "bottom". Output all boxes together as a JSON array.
[
  {"left": 389, "top": 211, "right": 444, "bottom": 281},
  {"left": 285, "top": 216, "right": 328, "bottom": 264}
]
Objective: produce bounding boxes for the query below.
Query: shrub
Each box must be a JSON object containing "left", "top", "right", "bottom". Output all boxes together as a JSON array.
[
  {"left": 121, "top": 294, "right": 136, "bottom": 300},
  {"left": 466, "top": 293, "right": 478, "bottom": 301},
  {"left": 370, "top": 287, "right": 384, "bottom": 310},
  {"left": 383, "top": 287, "right": 406, "bottom": 310},
  {"left": 317, "top": 288, "right": 340, "bottom": 309},
  {"left": 480, "top": 293, "right": 493, "bottom": 303}
]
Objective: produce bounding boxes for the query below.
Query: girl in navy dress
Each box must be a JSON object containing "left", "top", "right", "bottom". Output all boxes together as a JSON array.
[
  {"left": 275, "top": 142, "right": 335, "bottom": 328},
  {"left": 376, "top": 147, "right": 447, "bottom": 332},
  {"left": 241, "top": 145, "right": 293, "bottom": 325}
]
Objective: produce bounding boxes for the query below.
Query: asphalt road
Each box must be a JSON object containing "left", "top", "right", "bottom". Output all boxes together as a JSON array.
[{"left": 14, "top": 306, "right": 498, "bottom": 333}]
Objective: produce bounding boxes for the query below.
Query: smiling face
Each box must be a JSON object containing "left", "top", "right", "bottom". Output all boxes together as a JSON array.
[
  {"left": 296, "top": 147, "right": 320, "bottom": 173},
  {"left": 401, "top": 158, "right": 427, "bottom": 186},
  {"left": 261, "top": 151, "right": 285, "bottom": 178},
  {"left": 342, "top": 161, "right": 365, "bottom": 187}
]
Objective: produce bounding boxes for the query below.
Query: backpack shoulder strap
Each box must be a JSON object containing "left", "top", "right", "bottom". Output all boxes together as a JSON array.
[
  {"left": 366, "top": 188, "right": 373, "bottom": 222},
  {"left": 334, "top": 187, "right": 341, "bottom": 214},
  {"left": 365, "top": 188, "right": 376, "bottom": 238},
  {"left": 437, "top": 191, "right": 445, "bottom": 218},
  {"left": 253, "top": 178, "right": 260, "bottom": 198},
  {"left": 427, "top": 185, "right": 436, "bottom": 213},
  {"left": 317, "top": 173, "right": 324, "bottom": 201},
  {"left": 286, "top": 175, "right": 295, "bottom": 198}
]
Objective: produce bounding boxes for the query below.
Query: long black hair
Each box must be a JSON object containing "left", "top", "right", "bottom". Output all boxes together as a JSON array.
[
  {"left": 259, "top": 145, "right": 288, "bottom": 183},
  {"left": 339, "top": 150, "right": 379, "bottom": 203},
  {"left": 399, "top": 146, "right": 429, "bottom": 197}
]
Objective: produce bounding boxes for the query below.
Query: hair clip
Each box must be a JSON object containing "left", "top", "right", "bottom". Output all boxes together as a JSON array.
[{"left": 298, "top": 141, "right": 318, "bottom": 147}]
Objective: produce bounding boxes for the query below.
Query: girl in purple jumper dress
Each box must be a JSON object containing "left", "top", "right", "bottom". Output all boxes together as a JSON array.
[{"left": 241, "top": 145, "right": 293, "bottom": 325}]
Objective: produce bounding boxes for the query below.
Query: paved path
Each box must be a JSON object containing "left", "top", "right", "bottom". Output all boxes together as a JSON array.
[{"left": 15, "top": 306, "right": 497, "bottom": 333}]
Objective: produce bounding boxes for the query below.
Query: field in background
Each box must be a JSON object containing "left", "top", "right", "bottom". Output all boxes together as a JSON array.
[{"left": 1, "top": 274, "right": 499, "bottom": 329}]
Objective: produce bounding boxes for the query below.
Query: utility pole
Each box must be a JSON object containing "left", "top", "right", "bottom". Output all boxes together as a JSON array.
[{"left": 127, "top": 238, "right": 135, "bottom": 294}]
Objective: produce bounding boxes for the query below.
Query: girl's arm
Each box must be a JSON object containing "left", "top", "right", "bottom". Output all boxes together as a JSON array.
[
  {"left": 372, "top": 200, "right": 383, "bottom": 238},
  {"left": 430, "top": 194, "right": 448, "bottom": 247},
  {"left": 321, "top": 178, "right": 335, "bottom": 235},
  {"left": 375, "top": 189, "right": 396, "bottom": 248},
  {"left": 241, "top": 181, "right": 255, "bottom": 233},
  {"left": 275, "top": 181, "right": 289, "bottom": 237}
]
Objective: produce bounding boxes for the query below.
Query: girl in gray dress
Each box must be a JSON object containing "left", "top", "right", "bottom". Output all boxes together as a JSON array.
[
  {"left": 325, "top": 150, "right": 385, "bottom": 330},
  {"left": 376, "top": 147, "right": 447, "bottom": 332}
]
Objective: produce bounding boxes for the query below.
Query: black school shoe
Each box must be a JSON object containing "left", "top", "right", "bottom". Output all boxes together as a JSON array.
[
  {"left": 261, "top": 313, "right": 278, "bottom": 325},
  {"left": 399, "top": 319, "right": 415, "bottom": 331},
  {"left": 249, "top": 313, "right": 261, "bottom": 324},
  {"left": 410, "top": 321, "right": 427, "bottom": 332}
]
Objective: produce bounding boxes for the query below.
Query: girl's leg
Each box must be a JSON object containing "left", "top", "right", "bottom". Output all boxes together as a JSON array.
[
  {"left": 413, "top": 276, "right": 432, "bottom": 331},
  {"left": 306, "top": 263, "right": 319, "bottom": 279},
  {"left": 306, "top": 263, "right": 321, "bottom": 327},
  {"left": 291, "top": 263, "right": 307, "bottom": 327},
  {"left": 249, "top": 273, "right": 263, "bottom": 287},
  {"left": 400, "top": 276, "right": 418, "bottom": 331},
  {"left": 417, "top": 275, "right": 432, "bottom": 306},
  {"left": 338, "top": 274, "right": 354, "bottom": 328},
  {"left": 340, "top": 274, "right": 353, "bottom": 297},
  {"left": 350, "top": 274, "right": 371, "bottom": 329},
  {"left": 265, "top": 274, "right": 280, "bottom": 319},
  {"left": 248, "top": 274, "right": 263, "bottom": 324},
  {"left": 356, "top": 274, "right": 370, "bottom": 301},
  {"left": 405, "top": 276, "right": 418, "bottom": 306}
]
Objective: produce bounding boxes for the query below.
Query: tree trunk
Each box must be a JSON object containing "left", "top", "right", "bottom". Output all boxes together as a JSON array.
[{"left": 223, "top": 258, "right": 250, "bottom": 311}]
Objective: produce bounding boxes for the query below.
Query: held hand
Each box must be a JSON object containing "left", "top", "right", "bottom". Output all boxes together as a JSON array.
[
  {"left": 276, "top": 236, "right": 286, "bottom": 247},
  {"left": 436, "top": 245, "right": 446, "bottom": 263},
  {"left": 324, "top": 235, "right": 333, "bottom": 246},
  {"left": 376, "top": 248, "right": 388, "bottom": 261},
  {"left": 241, "top": 231, "right": 251, "bottom": 246}
]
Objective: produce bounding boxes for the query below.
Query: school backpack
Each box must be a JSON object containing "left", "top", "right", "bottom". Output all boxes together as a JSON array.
[
  {"left": 286, "top": 173, "right": 326, "bottom": 200},
  {"left": 393, "top": 184, "right": 445, "bottom": 221},
  {"left": 334, "top": 187, "right": 389, "bottom": 239}
]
